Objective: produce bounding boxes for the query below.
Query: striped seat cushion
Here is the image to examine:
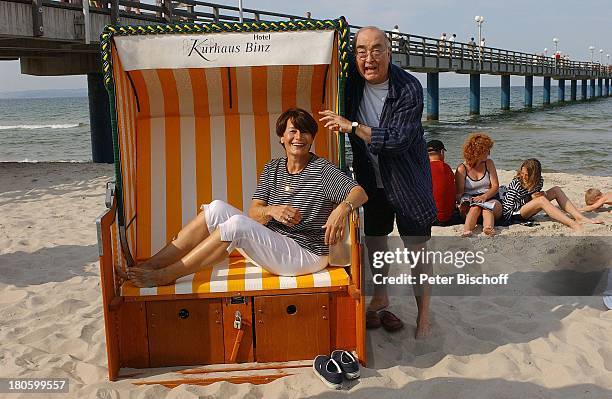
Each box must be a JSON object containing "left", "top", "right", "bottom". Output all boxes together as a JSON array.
[{"left": 120, "top": 257, "right": 349, "bottom": 297}]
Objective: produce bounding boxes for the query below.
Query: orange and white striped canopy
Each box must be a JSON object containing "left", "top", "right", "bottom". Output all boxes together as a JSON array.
[{"left": 109, "top": 29, "right": 342, "bottom": 274}]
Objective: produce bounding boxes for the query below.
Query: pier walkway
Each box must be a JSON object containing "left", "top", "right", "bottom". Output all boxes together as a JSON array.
[{"left": 1, "top": 1, "right": 610, "bottom": 160}]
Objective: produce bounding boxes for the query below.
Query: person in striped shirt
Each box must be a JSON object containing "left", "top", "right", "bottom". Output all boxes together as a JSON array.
[
  {"left": 502, "top": 158, "right": 602, "bottom": 230},
  {"left": 127, "top": 108, "right": 368, "bottom": 287}
]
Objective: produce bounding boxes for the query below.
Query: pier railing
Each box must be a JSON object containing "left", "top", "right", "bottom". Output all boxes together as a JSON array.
[{"left": 7, "top": 0, "right": 612, "bottom": 78}]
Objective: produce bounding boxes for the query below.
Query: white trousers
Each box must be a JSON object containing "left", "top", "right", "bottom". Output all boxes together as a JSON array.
[{"left": 201, "top": 200, "right": 328, "bottom": 276}]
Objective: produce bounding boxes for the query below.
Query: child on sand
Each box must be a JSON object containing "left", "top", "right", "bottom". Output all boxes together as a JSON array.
[
  {"left": 579, "top": 188, "right": 611, "bottom": 212},
  {"left": 502, "top": 159, "right": 602, "bottom": 231}
]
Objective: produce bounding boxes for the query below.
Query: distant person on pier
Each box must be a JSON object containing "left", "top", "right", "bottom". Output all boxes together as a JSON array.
[
  {"left": 479, "top": 38, "right": 486, "bottom": 61},
  {"left": 501, "top": 159, "right": 602, "bottom": 230},
  {"left": 427, "top": 140, "right": 456, "bottom": 225},
  {"left": 319, "top": 26, "right": 437, "bottom": 338},
  {"left": 391, "top": 25, "right": 401, "bottom": 51},
  {"left": 439, "top": 32, "right": 447, "bottom": 55},
  {"left": 455, "top": 133, "right": 503, "bottom": 236},
  {"left": 468, "top": 37, "right": 476, "bottom": 58},
  {"left": 580, "top": 189, "right": 612, "bottom": 212},
  {"left": 448, "top": 33, "right": 456, "bottom": 56}
]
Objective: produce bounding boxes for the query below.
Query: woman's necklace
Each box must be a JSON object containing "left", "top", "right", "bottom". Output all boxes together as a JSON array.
[{"left": 284, "top": 154, "right": 312, "bottom": 194}]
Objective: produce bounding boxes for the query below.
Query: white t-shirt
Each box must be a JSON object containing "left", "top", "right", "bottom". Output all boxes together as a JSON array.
[{"left": 357, "top": 79, "right": 388, "bottom": 188}]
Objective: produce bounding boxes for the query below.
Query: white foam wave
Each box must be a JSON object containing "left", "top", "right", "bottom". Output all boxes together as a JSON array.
[
  {"left": 0, "top": 123, "right": 81, "bottom": 130},
  {"left": 0, "top": 159, "right": 91, "bottom": 163}
]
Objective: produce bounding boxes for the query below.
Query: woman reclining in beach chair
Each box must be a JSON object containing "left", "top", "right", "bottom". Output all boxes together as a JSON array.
[{"left": 126, "top": 108, "right": 368, "bottom": 287}]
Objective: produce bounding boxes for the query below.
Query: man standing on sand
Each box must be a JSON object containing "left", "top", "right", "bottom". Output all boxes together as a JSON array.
[{"left": 319, "top": 26, "right": 437, "bottom": 338}]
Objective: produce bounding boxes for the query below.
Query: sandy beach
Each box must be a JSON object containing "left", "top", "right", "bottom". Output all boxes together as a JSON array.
[{"left": 0, "top": 162, "right": 611, "bottom": 398}]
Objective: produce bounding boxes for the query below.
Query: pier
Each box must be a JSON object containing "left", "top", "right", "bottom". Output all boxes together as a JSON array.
[{"left": 1, "top": 1, "right": 610, "bottom": 161}]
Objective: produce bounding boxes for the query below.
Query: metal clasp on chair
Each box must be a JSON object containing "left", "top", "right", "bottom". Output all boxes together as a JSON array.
[
  {"left": 105, "top": 180, "right": 116, "bottom": 209},
  {"left": 233, "top": 311, "right": 242, "bottom": 330}
]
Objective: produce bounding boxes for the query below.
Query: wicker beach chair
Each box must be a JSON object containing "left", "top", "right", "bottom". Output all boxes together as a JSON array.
[{"left": 95, "top": 18, "right": 366, "bottom": 383}]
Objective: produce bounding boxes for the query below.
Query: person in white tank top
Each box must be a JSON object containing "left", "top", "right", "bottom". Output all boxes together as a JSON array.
[{"left": 455, "top": 133, "right": 503, "bottom": 236}]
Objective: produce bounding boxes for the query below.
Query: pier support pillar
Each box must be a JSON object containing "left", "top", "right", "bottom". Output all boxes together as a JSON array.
[
  {"left": 570, "top": 80, "right": 577, "bottom": 101},
  {"left": 524, "top": 75, "right": 533, "bottom": 108},
  {"left": 597, "top": 78, "right": 603, "bottom": 97},
  {"left": 590, "top": 79, "right": 596, "bottom": 98},
  {"left": 501, "top": 75, "right": 510, "bottom": 110},
  {"left": 87, "top": 73, "right": 114, "bottom": 163},
  {"left": 543, "top": 76, "right": 551, "bottom": 105},
  {"left": 426, "top": 72, "right": 439, "bottom": 120},
  {"left": 470, "top": 73, "right": 480, "bottom": 115},
  {"left": 581, "top": 79, "right": 588, "bottom": 100},
  {"left": 605, "top": 78, "right": 610, "bottom": 97},
  {"left": 557, "top": 79, "right": 565, "bottom": 102}
]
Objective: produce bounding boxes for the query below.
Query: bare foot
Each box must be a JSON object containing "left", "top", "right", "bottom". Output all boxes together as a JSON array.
[
  {"left": 483, "top": 226, "right": 496, "bottom": 236},
  {"left": 415, "top": 319, "right": 432, "bottom": 339},
  {"left": 136, "top": 258, "right": 169, "bottom": 271},
  {"left": 577, "top": 216, "right": 603, "bottom": 225},
  {"left": 128, "top": 267, "right": 177, "bottom": 287},
  {"left": 570, "top": 223, "right": 585, "bottom": 232},
  {"left": 461, "top": 230, "right": 473, "bottom": 237},
  {"left": 367, "top": 296, "right": 390, "bottom": 313}
]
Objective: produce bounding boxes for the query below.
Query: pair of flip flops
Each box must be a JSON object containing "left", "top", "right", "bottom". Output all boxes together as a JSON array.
[
  {"left": 313, "top": 350, "right": 360, "bottom": 389},
  {"left": 366, "top": 309, "right": 404, "bottom": 332}
]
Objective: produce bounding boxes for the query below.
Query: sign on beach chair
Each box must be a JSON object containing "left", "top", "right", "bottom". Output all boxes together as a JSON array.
[{"left": 96, "top": 18, "right": 365, "bottom": 382}]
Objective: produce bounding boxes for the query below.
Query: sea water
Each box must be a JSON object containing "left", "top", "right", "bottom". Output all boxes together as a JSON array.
[{"left": 0, "top": 88, "right": 610, "bottom": 176}]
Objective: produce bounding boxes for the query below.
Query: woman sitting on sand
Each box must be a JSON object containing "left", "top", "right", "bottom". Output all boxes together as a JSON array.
[
  {"left": 126, "top": 108, "right": 368, "bottom": 288},
  {"left": 455, "top": 133, "right": 503, "bottom": 236},
  {"left": 501, "top": 158, "right": 602, "bottom": 231}
]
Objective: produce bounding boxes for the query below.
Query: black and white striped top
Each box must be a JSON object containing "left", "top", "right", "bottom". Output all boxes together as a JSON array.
[
  {"left": 502, "top": 176, "right": 544, "bottom": 221},
  {"left": 252, "top": 154, "right": 358, "bottom": 256}
]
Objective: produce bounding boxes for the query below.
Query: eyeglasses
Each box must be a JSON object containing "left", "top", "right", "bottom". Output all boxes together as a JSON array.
[{"left": 356, "top": 48, "right": 386, "bottom": 60}]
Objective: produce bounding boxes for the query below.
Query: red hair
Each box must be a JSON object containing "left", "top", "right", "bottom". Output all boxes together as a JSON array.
[{"left": 462, "top": 133, "right": 494, "bottom": 167}]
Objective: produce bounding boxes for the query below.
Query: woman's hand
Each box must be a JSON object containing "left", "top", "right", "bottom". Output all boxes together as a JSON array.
[
  {"left": 472, "top": 194, "right": 488, "bottom": 203},
  {"left": 322, "top": 203, "right": 350, "bottom": 245},
  {"left": 318, "top": 110, "right": 352, "bottom": 133},
  {"left": 268, "top": 205, "right": 302, "bottom": 227}
]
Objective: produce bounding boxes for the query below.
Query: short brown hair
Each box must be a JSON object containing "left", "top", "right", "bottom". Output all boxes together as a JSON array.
[
  {"left": 462, "top": 133, "right": 494, "bottom": 167},
  {"left": 585, "top": 188, "right": 602, "bottom": 205},
  {"left": 275, "top": 108, "right": 318, "bottom": 138},
  {"left": 516, "top": 158, "right": 542, "bottom": 192}
]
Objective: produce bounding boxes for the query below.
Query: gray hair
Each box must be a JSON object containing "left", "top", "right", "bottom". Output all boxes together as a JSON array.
[{"left": 352, "top": 26, "right": 391, "bottom": 52}]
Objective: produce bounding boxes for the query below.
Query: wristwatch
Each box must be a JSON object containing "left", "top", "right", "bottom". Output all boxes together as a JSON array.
[{"left": 350, "top": 121, "right": 359, "bottom": 135}]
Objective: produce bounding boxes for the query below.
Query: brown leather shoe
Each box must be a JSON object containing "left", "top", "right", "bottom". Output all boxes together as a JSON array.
[
  {"left": 378, "top": 310, "right": 404, "bottom": 332},
  {"left": 366, "top": 310, "right": 381, "bottom": 329}
]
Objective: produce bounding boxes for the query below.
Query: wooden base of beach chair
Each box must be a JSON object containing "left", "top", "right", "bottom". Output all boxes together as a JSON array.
[{"left": 105, "top": 291, "right": 357, "bottom": 380}]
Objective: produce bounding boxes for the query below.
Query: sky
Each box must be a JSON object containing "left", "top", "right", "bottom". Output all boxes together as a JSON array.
[{"left": 1, "top": 0, "right": 611, "bottom": 91}]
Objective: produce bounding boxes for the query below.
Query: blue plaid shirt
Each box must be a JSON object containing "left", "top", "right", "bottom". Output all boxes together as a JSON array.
[{"left": 346, "top": 61, "right": 437, "bottom": 227}]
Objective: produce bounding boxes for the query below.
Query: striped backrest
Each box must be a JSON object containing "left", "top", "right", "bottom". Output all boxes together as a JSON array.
[{"left": 110, "top": 33, "right": 340, "bottom": 260}]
